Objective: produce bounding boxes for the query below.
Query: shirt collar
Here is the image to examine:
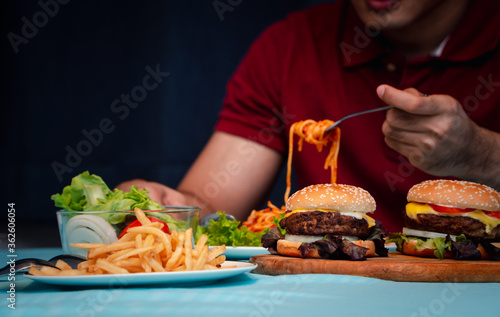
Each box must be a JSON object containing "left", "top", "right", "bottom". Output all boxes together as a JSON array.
[{"left": 429, "top": 37, "right": 448, "bottom": 58}]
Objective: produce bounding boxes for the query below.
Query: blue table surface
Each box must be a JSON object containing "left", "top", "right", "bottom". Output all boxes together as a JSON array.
[{"left": 1, "top": 248, "right": 499, "bottom": 317}]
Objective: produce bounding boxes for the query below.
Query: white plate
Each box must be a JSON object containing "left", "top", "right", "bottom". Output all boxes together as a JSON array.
[
  {"left": 25, "top": 261, "right": 256, "bottom": 287},
  {"left": 214, "top": 246, "right": 268, "bottom": 260}
]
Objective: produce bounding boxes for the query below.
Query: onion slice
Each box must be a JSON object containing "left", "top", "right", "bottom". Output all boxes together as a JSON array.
[
  {"left": 65, "top": 215, "right": 118, "bottom": 256},
  {"left": 402, "top": 227, "right": 456, "bottom": 240},
  {"left": 284, "top": 234, "right": 360, "bottom": 243}
]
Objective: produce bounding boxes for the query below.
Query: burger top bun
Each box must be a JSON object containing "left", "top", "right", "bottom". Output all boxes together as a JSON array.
[
  {"left": 286, "top": 183, "right": 376, "bottom": 214},
  {"left": 407, "top": 179, "right": 500, "bottom": 212}
]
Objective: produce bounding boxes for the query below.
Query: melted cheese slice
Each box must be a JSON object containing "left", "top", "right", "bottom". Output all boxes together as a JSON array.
[
  {"left": 287, "top": 209, "right": 376, "bottom": 228},
  {"left": 406, "top": 202, "right": 500, "bottom": 234}
]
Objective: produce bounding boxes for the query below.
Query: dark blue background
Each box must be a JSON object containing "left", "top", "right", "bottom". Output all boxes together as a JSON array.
[{"left": 1, "top": 0, "right": 333, "bottom": 246}]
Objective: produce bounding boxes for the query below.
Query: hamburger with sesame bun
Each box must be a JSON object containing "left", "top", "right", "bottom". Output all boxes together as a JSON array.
[
  {"left": 261, "top": 183, "right": 388, "bottom": 260},
  {"left": 389, "top": 179, "right": 500, "bottom": 260}
]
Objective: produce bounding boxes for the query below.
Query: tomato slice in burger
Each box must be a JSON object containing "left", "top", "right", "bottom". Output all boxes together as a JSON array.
[
  {"left": 118, "top": 216, "right": 170, "bottom": 239},
  {"left": 484, "top": 211, "right": 500, "bottom": 220},
  {"left": 428, "top": 204, "right": 475, "bottom": 214}
]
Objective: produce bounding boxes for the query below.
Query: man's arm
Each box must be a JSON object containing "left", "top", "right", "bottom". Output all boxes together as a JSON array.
[
  {"left": 117, "top": 131, "right": 284, "bottom": 220},
  {"left": 378, "top": 84, "right": 500, "bottom": 190}
]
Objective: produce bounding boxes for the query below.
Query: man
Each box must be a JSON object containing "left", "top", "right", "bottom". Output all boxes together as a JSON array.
[{"left": 119, "top": 0, "right": 500, "bottom": 232}]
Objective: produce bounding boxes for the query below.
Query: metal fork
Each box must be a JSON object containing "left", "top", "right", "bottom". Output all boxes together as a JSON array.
[
  {"left": 0, "top": 254, "right": 86, "bottom": 277},
  {"left": 326, "top": 105, "right": 393, "bottom": 132}
]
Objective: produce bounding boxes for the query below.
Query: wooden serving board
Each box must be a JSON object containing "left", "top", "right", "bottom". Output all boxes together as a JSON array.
[{"left": 249, "top": 252, "right": 500, "bottom": 283}]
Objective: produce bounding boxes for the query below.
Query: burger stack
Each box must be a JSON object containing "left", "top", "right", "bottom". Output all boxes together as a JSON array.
[
  {"left": 262, "top": 180, "right": 500, "bottom": 261},
  {"left": 391, "top": 179, "right": 500, "bottom": 260},
  {"left": 262, "top": 183, "right": 388, "bottom": 261}
]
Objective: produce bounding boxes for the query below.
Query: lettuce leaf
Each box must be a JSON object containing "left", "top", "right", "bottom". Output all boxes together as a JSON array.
[
  {"left": 299, "top": 235, "right": 371, "bottom": 260},
  {"left": 386, "top": 233, "right": 495, "bottom": 260},
  {"left": 449, "top": 236, "right": 482, "bottom": 260},
  {"left": 51, "top": 171, "right": 111, "bottom": 211},
  {"left": 51, "top": 171, "right": 162, "bottom": 212},
  {"left": 261, "top": 227, "right": 284, "bottom": 254},
  {"left": 386, "top": 232, "right": 452, "bottom": 258},
  {"left": 200, "top": 211, "right": 265, "bottom": 247},
  {"left": 368, "top": 220, "right": 389, "bottom": 257},
  {"left": 272, "top": 212, "right": 287, "bottom": 236}
]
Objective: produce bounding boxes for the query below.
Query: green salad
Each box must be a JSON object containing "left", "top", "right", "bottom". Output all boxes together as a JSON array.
[
  {"left": 51, "top": 171, "right": 162, "bottom": 212},
  {"left": 52, "top": 172, "right": 190, "bottom": 247},
  {"left": 198, "top": 211, "right": 285, "bottom": 247}
]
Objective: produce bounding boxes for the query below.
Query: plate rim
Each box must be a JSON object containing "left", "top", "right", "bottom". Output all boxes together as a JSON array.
[
  {"left": 24, "top": 261, "right": 256, "bottom": 286},
  {"left": 210, "top": 246, "right": 268, "bottom": 259},
  {"left": 222, "top": 246, "right": 267, "bottom": 250}
]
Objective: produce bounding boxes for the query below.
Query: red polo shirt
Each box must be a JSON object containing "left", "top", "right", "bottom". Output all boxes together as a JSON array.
[{"left": 215, "top": 0, "right": 500, "bottom": 232}]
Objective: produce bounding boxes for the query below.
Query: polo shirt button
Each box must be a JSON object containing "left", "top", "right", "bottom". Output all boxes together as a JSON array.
[{"left": 386, "top": 63, "right": 396, "bottom": 72}]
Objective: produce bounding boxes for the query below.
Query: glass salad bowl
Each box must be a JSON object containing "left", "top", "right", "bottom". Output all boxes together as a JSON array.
[{"left": 57, "top": 206, "right": 200, "bottom": 257}]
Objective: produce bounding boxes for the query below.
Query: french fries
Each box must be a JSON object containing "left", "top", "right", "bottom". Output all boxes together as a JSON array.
[{"left": 28, "top": 208, "right": 229, "bottom": 276}]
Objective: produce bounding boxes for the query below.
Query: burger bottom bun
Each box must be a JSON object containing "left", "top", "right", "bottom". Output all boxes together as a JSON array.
[
  {"left": 401, "top": 239, "right": 492, "bottom": 260},
  {"left": 276, "top": 239, "right": 376, "bottom": 258},
  {"left": 277, "top": 240, "right": 321, "bottom": 258}
]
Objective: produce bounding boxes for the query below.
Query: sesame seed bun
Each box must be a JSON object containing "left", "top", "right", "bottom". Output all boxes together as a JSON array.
[
  {"left": 286, "top": 183, "right": 376, "bottom": 214},
  {"left": 407, "top": 179, "right": 500, "bottom": 211}
]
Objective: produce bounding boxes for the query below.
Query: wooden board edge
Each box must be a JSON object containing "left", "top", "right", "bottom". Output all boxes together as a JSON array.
[{"left": 249, "top": 254, "right": 500, "bottom": 283}]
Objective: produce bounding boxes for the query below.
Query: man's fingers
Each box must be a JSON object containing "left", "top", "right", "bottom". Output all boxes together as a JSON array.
[
  {"left": 377, "top": 84, "right": 437, "bottom": 115},
  {"left": 401, "top": 87, "right": 421, "bottom": 97}
]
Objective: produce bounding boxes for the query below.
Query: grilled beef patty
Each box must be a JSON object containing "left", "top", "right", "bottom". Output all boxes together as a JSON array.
[
  {"left": 279, "top": 211, "right": 371, "bottom": 238},
  {"left": 405, "top": 213, "right": 500, "bottom": 240}
]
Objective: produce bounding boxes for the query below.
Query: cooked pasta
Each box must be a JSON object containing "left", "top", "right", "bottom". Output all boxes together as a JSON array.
[{"left": 284, "top": 119, "right": 341, "bottom": 202}]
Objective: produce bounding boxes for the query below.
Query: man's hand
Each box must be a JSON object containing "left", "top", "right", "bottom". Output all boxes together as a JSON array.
[
  {"left": 116, "top": 179, "right": 190, "bottom": 206},
  {"left": 377, "top": 84, "right": 500, "bottom": 189}
]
